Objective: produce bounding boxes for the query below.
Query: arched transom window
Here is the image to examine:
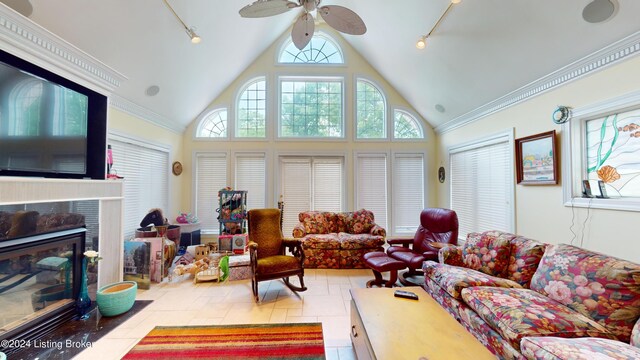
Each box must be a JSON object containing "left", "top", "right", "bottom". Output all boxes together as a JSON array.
[
  {"left": 394, "top": 109, "right": 424, "bottom": 139},
  {"left": 279, "top": 33, "right": 344, "bottom": 64},
  {"left": 196, "top": 108, "right": 227, "bottom": 138}
]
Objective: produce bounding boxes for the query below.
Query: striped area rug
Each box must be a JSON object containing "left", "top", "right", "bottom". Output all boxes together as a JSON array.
[{"left": 122, "top": 322, "right": 326, "bottom": 359}]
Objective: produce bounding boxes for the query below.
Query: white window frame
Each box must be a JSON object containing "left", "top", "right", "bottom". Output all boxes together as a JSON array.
[
  {"left": 354, "top": 151, "right": 390, "bottom": 230},
  {"left": 276, "top": 31, "right": 345, "bottom": 65},
  {"left": 390, "top": 151, "right": 428, "bottom": 236},
  {"left": 354, "top": 77, "right": 388, "bottom": 141},
  {"left": 192, "top": 151, "right": 229, "bottom": 234},
  {"left": 392, "top": 107, "right": 425, "bottom": 141},
  {"left": 448, "top": 130, "right": 515, "bottom": 242},
  {"left": 193, "top": 107, "right": 229, "bottom": 140},
  {"left": 563, "top": 90, "right": 640, "bottom": 212},
  {"left": 235, "top": 76, "right": 268, "bottom": 139},
  {"left": 277, "top": 75, "right": 346, "bottom": 140}
]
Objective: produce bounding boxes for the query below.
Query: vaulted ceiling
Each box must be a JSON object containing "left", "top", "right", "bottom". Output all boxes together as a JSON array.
[{"left": 4, "top": 0, "right": 640, "bottom": 132}]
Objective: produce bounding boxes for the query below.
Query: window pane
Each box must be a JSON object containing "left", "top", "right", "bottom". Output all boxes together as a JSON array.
[
  {"left": 197, "top": 109, "right": 227, "bottom": 138},
  {"left": 235, "top": 154, "right": 266, "bottom": 210},
  {"left": 585, "top": 109, "right": 640, "bottom": 197},
  {"left": 278, "top": 34, "right": 344, "bottom": 64},
  {"left": 356, "top": 155, "right": 387, "bottom": 229},
  {"left": 195, "top": 154, "right": 227, "bottom": 233},
  {"left": 394, "top": 110, "right": 423, "bottom": 139},
  {"left": 392, "top": 154, "right": 424, "bottom": 234},
  {"left": 356, "top": 80, "right": 386, "bottom": 139},
  {"left": 237, "top": 79, "right": 266, "bottom": 138},
  {"left": 280, "top": 79, "right": 343, "bottom": 137}
]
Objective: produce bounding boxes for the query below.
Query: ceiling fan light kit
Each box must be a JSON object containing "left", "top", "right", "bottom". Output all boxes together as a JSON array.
[
  {"left": 416, "top": 0, "right": 461, "bottom": 50},
  {"left": 240, "top": 0, "right": 367, "bottom": 50}
]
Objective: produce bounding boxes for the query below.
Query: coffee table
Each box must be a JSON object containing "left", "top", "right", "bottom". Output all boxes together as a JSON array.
[{"left": 350, "top": 287, "right": 495, "bottom": 360}]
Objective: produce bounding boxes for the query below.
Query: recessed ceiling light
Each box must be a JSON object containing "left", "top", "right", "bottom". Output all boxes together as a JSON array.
[
  {"left": 435, "top": 104, "right": 446, "bottom": 113},
  {"left": 145, "top": 85, "right": 160, "bottom": 96},
  {"left": 582, "top": 0, "right": 616, "bottom": 23},
  {"left": 2, "top": 0, "right": 33, "bottom": 17}
]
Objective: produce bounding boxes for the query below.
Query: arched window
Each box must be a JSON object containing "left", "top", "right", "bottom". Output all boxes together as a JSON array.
[
  {"left": 279, "top": 33, "right": 344, "bottom": 64},
  {"left": 394, "top": 110, "right": 424, "bottom": 139},
  {"left": 196, "top": 108, "right": 227, "bottom": 138},
  {"left": 356, "top": 79, "right": 386, "bottom": 139},
  {"left": 237, "top": 78, "right": 266, "bottom": 138}
]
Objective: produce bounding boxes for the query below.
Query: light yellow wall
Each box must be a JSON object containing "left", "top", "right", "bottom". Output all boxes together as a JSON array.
[
  {"left": 108, "top": 107, "right": 186, "bottom": 219},
  {"left": 182, "top": 25, "right": 437, "bottom": 232},
  {"left": 436, "top": 55, "right": 640, "bottom": 263}
]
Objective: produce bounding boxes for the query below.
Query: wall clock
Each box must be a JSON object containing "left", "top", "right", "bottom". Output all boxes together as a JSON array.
[{"left": 172, "top": 161, "right": 183, "bottom": 176}]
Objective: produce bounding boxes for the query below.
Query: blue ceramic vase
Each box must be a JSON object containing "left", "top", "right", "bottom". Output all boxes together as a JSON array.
[{"left": 76, "top": 256, "right": 91, "bottom": 320}]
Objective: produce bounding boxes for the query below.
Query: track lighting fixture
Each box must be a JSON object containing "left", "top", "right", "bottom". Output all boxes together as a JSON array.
[
  {"left": 163, "top": 0, "right": 201, "bottom": 44},
  {"left": 416, "top": 0, "right": 461, "bottom": 50}
]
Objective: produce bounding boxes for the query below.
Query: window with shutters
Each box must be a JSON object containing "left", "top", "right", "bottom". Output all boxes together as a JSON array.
[
  {"left": 195, "top": 153, "right": 228, "bottom": 233},
  {"left": 235, "top": 153, "right": 266, "bottom": 210},
  {"left": 355, "top": 153, "right": 388, "bottom": 229},
  {"left": 109, "top": 134, "right": 170, "bottom": 239},
  {"left": 392, "top": 153, "right": 425, "bottom": 234},
  {"left": 449, "top": 131, "right": 514, "bottom": 242},
  {"left": 279, "top": 156, "right": 344, "bottom": 236}
]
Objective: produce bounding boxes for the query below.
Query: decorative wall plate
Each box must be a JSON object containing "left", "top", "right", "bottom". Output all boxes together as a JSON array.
[
  {"left": 172, "top": 161, "right": 183, "bottom": 176},
  {"left": 438, "top": 166, "right": 446, "bottom": 183}
]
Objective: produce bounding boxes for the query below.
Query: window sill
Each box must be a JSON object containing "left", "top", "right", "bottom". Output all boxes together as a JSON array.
[{"left": 564, "top": 197, "right": 640, "bottom": 212}]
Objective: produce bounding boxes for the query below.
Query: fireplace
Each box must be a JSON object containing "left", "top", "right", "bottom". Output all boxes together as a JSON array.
[{"left": 0, "top": 228, "right": 85, "bottom": 354}]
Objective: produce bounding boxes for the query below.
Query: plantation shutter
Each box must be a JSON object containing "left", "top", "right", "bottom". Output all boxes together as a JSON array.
[
  {"left": 109, "top": 137, "right": 169, "bottom": 240},
  {"left": 356, "top": 154, "right": 388, "bottom": 229},
  {"left": 392, "top": 153, "right": 424, "bottom": 234},
  {"left": 312, "top": 158, "right": 343, "bottom": 212},
  {"left": 235, "top": 154, "right": 266, "bottom": 210},
  {"left": 195, "top": 153, "right": 228, "bottom": 233},
  {"left": 280, "top": 158, "right": 311, "bottom": 237},
  {"left": 450, "top": 134, "right": 513, "bottom": 242}
]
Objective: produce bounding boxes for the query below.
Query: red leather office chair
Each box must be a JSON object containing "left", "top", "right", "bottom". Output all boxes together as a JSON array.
[{"left": 386, "top": 208, "right": 458, "bottom": 285}]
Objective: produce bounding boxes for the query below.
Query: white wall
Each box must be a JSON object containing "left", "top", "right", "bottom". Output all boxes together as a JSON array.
[{"left": 436, "top": 55, "right": 640, "bottom": 263}]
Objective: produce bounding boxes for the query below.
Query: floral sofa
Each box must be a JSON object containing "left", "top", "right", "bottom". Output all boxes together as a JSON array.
[
  {"left": 422, "top": 230, "right": 640, "bottom": 360},
  {"left": 292, "top": 209, "right": 385, "bottom": 268}
]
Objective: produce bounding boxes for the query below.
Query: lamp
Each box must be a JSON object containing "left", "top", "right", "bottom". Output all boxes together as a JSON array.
[
  {"left": 416, "top": 0, "right": 461, "bottom": 49},
  {"left": 163, "top": 0, "right": 201, "bottom": 44}
]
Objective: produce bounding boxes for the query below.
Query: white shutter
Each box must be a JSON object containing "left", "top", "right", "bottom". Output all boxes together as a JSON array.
[
  {"left": 356, "top": 154, "right": 387, "bottom": 229},
  {"left": 281, "top": 158, "right": 311, "bottom": 237},
  {"left": 313, "top": 158, "right": 343, "bottom": 212},
  {"left": 450, "top": 134, "right": 513, "bottom": 241},
  {"left": 195, "top": 153, "right": 227, "bottom": 233},
  {"left": 235, "top": 154, "right": 266, "bottom": 210},
  {"left": 109, "top": 137, "right": 169, "bottom": 239},
  {"left": 392, "top": 153, "right": 424, "bottom": 234}
]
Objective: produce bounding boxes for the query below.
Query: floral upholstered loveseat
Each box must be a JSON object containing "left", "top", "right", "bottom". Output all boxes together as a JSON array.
[
  {"left": 292, "top": 209, "right": 385, "bottom": 268},
  {"left": 422, "top": 230, "right": 640, "bottom": 360}
]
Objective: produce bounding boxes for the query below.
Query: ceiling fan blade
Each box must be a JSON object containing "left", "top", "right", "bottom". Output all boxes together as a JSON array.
[
  {"left": 239, "top": 0, "right": 299, "bottom": 18},
  {"left": 318, "top": 5, "right": 366, "bottom": 35},
  {"left": 292, "top": 13, "right": 315, "bottom": 50}
]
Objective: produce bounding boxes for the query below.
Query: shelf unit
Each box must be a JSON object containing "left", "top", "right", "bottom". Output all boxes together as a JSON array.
[{"left": 217, "top": 190, "right": 247, "bottom": 235}]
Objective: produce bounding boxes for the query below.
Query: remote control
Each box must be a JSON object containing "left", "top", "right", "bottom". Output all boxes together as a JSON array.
[{"left": 394, "top": 290, "right": 419, "bottom": 300}]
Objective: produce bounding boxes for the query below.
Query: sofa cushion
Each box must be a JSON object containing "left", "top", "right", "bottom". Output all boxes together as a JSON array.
[
  {"left": 461, "top": 231, "right": 514, "bottom": 277},
  {"left": 337, "top": 232, "right": 384, "bottom": 249},
  {"left": 506, "top": 236, "right": 546, "bottom": 287},
  {"left": 301, "top": 233, "right": 340, "bottom": 249},
  {"left": 423, "top": 261, "right": 522, "bottom": 300},
  {"left": 529, "top": 244, "right": 640, "bottom": 342},
  {"left": 461, "top": 287, "right": 613, "bottom": 350},
  {"left": 298, "top": 211, "right": 338, "bottom": 234},
  {"left": 521, "top": 336, "right": 640, "bottom": 360},
  {"left": 337, "top": 209, "right": 375, "bottom": 234}
]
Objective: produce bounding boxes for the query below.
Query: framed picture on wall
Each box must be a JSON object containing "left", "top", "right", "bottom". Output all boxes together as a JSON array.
[{"left": 515, "top": 130, "right": 558, "bottom": 185}]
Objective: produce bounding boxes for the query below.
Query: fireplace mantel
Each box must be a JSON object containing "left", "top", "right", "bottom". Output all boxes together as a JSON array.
[{"left": 0, "top": 177, "right": 124, "bottom": 288}]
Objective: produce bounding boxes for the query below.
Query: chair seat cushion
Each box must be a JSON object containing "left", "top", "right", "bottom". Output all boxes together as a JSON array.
[
  {"left": 302, "top": 234, "right": 340, "bottom": 249},
  {"left": 387, "top": 248, "right": 426, "bottom": 269},
  {"left": 461, "top": 287, "right": 614, "bottom": 350},
  {"left": 521, "top": 336, "right": 640, "bottom": 360},
  {"left": 257, "top": 255, "right": 302, "bottom": 274},
  {"left": 422, "top": 261, "right": 522, "bottom": 300},
  {"left": 337, "top": 233, "right": 384, "bottom": 249}
]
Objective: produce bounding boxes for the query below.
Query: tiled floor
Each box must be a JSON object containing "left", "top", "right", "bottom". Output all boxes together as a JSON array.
[{"left": 75, "top": 269, "right": 373, "bottom": 359}]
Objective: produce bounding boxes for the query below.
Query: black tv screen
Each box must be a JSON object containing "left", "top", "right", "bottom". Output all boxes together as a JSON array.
[{"left": 0, "top": 49, "right": 107, "bottom": 179}]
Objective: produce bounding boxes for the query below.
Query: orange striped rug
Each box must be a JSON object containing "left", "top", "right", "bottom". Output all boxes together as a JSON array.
[{"left": 122, "top": 322, "right": 325, "bottom": 359}]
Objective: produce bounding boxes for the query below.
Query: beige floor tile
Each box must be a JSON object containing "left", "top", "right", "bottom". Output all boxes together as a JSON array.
[
  {"left": 287, "top": 308, "right": 303, "bottom": 317},
  {"left": 73, "top": 338, "right": 138, "bottom": 360},
  {"left": 302, "top": 295, "right": 347, "bottom": 317},
  {"left": 285, "top": 315, "right": 318, "bottom": 323},
  {"left": 220, "top": 302, "right": 274, "bottom": 324},
  {"left": 338, "top": 346, "right": 357, "bottom": 360},
  {"left": 269, "top": 308, "right": 288, "bottom": 323},
  {"left": 325, "top": 347, "right": 340, "bottom": 360},
  {"left": 187, "top": 317, "right": 224, "bottom": 326},
  {"left": 319, "top": 316, "right": 352, "bottom": 347}
]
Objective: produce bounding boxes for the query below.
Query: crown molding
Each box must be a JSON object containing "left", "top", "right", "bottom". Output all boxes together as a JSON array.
[
  {"left": 0, "top": 4, "right": 126, "bottom": 95},
  {"left": 435, "top": 30, "right": 640, "bottom": 134},
  {"left": 109, "top": 95, "right": 184, "bottom": 134}
]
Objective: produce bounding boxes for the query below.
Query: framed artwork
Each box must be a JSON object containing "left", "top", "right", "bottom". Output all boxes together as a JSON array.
[
  {"left": 123, "top": 241, "right": 151, "bottom": 289},
  {"left": 131, "top": 237, "right": 164, "bottom": 283},
  {"left": 515, "top": 130, "right": 558, "bottom": 185}
]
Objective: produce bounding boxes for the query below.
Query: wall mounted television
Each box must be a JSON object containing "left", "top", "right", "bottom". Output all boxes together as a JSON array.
[{"left": 0, "top": 49, "right": 107, "bottom": 180}]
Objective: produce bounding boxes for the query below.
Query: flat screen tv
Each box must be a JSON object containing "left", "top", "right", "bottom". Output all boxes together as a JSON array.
[{"left": 0, "top": 49, "right": 107, "bottom": 180}]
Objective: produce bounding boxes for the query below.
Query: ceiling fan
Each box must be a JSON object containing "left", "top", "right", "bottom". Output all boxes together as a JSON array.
[{"left": 239, "top": 0, "right": 366, "bottom": 50}]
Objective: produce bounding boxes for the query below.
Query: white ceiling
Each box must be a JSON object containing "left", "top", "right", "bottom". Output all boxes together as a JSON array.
[{"left": 5, "top": 0, "right": 640, "bottom": 132}]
